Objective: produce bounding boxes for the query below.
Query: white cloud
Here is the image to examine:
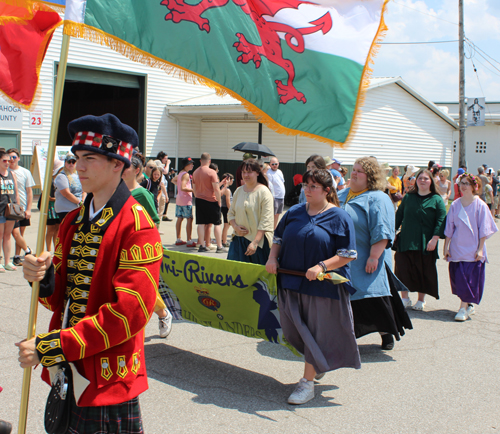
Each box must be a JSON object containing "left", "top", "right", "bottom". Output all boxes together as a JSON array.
[{"left": 372, "top": 0, "right": 500, "bottom": 101}]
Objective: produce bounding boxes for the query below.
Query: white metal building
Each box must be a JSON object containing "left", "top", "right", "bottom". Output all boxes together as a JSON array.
[
  {"left": 434, "top": 102, "right": 500, "bottom": 175},
  {"left": 167, "top": 77, "right": 458, "bottom": 168}
]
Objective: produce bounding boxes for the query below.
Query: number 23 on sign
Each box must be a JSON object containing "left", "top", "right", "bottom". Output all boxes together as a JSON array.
[{"left": 30, "top": 110, "right": 43, "bottom": 128}]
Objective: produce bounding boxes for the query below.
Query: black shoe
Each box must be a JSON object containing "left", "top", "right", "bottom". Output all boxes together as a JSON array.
[
  {"left": 0, "top": 420, "right": 12, "bottom": 434},
  {"left": 198, "top": 246, "right": 209, "bottom": 253},
  {"left": 381, "top": 334, "right": 394, "bottom": 350},
  {"left": 162, "top": 216, "right": 173, "bottom": 222},
  {"left": 12, "top": 256, "right": 22, "bottom": 267}
]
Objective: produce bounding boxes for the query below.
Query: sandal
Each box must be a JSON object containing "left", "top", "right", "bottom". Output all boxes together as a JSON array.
[
  {"left": 4, "top": 262, "right": 17, "bottom": 271},
  {"left": 412, "top": 301, "right": 426, "bottom": 311}
]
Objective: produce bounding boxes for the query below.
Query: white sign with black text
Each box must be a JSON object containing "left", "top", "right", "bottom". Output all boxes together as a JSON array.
[{"left": 0, "top": 97, "right": 23, "bottom": 130}]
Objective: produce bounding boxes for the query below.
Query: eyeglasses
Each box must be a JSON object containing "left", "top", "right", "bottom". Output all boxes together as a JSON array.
[
  {"left": 302, "top": 183, "right": 323, "bottom": 191},
  {"left": 67, "top": 160, "right": 76, "bottom": 164},
  {"left": 271, "top": 163, "right": 278, "bottom": 166},
  {"left": 10, "top": 155, "right": 18, "bottom": 160},
  {"left": 2, "top": 159, "right": 10, "bottom": 163},
  {"left": 147, "top": 165, "right": 155, "bottom": 169},
  {"left": 459, "top": 181, "right": 471, "bottom": 186}
]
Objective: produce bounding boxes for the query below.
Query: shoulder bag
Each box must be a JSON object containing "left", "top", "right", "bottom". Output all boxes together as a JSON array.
[
  {"left": 44, "top": 363, "right": 73, "bottom": 434},
  {"left": 4, "top": 194, "right": 25, "bottom": 221}
]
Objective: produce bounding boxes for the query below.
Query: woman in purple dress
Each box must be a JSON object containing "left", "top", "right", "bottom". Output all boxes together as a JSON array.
[{"left": 443, "top": 173, "right": 498, "bottom": 321}]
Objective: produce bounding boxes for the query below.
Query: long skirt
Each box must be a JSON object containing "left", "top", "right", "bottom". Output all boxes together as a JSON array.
[
  {"left": 227, "top": 235, "right": 270, "bottom": 265},
  {"left": 351, "top": 264, "right": 413, "bottom": 339},
  {"left": 394, "top": 250, "right": 439, "bottom": 299},
  {"left": 449, "top": 261, "right": 486, "bottom": 304},
  {"left": 278, "top": 286, "right": 361, "bottom": 374},
  {"left": 68, "top": 395, "right": 143, "bottom": 434}
]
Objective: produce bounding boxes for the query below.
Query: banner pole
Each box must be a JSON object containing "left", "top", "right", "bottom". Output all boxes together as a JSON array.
[{"left": 18, "top": 33, "right": 71, "bottom": 434}]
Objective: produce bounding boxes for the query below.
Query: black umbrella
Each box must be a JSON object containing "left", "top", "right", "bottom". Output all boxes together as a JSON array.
[{"left": 232, "top": 142, "right": 276, "bottom": 158}]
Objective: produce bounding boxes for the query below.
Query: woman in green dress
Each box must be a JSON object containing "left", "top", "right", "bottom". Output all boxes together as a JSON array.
[{"left": 394, "top": 169, "right": 447, "bottom": 311}]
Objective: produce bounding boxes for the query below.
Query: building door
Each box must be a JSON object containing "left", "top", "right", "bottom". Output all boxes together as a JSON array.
[{"left": 55, "top": 66, "right": 146, "bottom": 153}]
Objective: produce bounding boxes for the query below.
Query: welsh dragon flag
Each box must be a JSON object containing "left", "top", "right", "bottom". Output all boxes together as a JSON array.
[{"left": 64, "top": 0, "right": 388, "bottom": 145}]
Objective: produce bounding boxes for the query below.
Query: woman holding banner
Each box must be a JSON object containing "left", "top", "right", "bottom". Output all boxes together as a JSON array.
[
  {"left": 227, "top": 160, "right": 274, "bottom": 265},
  {"left": 266, "top": 169, "right": 360, "bottom": 405}
]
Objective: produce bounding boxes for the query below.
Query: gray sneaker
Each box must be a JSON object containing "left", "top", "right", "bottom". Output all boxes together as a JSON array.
[
  {"left": 288, "top": 378, "right": 314, "bottom": 405},
  {"left": 198, "top": 246, "right": 209, "bottom": 253},
  {"left": 158, "top": 312, "right": 172, "bottom": 338},
  {"left": 216, "top": 246, "right": 228, "bottom": 253},
  {"left": 314, "top": 372, "right": 325, "bottom": 381}
]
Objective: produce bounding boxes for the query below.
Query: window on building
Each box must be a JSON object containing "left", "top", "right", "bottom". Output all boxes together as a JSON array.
[
  {"left": 475, "top": 141, "right": 487, "bottom": 153},
  {"left": 453, "top": 141, "right": 456, "bottom": 152}
]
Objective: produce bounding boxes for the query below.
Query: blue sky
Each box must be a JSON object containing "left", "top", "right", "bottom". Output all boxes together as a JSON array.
[{"left": 373, "top": 0, "right": 500, "bottom": 102}]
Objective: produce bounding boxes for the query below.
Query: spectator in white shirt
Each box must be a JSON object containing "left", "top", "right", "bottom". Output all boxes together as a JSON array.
[{"left": 267, "top": 157, "right": 286, "bottom": 229}]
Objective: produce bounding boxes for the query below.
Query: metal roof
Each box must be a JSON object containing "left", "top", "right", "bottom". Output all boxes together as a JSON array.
[{"left": 167, "top": 77, "right": 459, "bottom": 128}]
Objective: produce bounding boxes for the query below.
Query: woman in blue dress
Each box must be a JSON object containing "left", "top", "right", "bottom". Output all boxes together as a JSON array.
[
  {"left": 338, "top": 157, "right": 412, "bottom": 351},
  {"left": 266, "top": 169, "right": 360, "bottom": 405}
]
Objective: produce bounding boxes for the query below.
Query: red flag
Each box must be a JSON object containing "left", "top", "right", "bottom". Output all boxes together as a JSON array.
[{"left": 0, "top": 1, "right": 62, "bottom": 109}]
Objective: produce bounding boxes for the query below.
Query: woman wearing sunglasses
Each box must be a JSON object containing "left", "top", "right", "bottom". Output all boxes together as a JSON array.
[{"left": 0, "top": 149, "right": 20, "bottom": 271}]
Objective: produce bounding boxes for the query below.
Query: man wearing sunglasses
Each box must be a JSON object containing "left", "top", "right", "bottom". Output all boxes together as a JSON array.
[
  {"left": 266, "top": 157, "right": 285, "bottom": 229},
  {"left": 7, "top": 148, "right": 34, "bottom": 266}
]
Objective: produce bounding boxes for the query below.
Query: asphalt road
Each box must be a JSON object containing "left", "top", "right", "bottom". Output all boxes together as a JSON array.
[{"left": 1, "top": 206, "right": 499, "bottom": 434}]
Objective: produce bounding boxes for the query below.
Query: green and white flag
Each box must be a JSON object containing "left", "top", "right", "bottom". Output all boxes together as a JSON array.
[{"left": 64, "top": 0, "right": 388, "bottom": 144}]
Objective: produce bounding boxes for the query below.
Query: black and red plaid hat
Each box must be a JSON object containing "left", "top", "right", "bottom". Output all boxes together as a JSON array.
[{"left": 68, "top": 113, "right": 138, "bottom": 168}]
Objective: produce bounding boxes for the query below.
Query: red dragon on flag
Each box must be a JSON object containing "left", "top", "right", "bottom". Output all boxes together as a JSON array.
[{"left": 161, "top": 0, "right": 332, "bottom": 104}]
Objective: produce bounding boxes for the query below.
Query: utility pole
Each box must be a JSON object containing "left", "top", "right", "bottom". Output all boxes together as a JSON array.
[{"left": 458, "top": 0, "right": 466, "bottom": 168}]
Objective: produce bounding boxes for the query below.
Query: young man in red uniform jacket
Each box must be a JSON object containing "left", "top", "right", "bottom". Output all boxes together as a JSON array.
[{"left": 18, "top": 114, "right": 162, "bottom": 433}]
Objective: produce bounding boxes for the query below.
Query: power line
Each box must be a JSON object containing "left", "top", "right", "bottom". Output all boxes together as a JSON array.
[
  {"left": 392, "top": 1, "right": 458, "bottom": 26},
  {"left": 465, "top": 38, "right": 500, "bottom": 67},
  {"left": 465, "top": 40, "right": 500, "bottom": 75},
  {"left": 380, "top": 40, "right": 458, "bottom": 45},
  {"left": 470, "top": 55, "right": 500, "bottom": 78}
]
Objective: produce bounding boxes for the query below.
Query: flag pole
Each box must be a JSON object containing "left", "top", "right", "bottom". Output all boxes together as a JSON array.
[{"left": 18, "top": 33, "right": 71, "bottom": 434}]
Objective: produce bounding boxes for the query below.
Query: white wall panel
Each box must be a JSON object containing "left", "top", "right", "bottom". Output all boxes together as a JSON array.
[
  {"left": 296, "top": 136, "right": 335, "bottom": 164},
  {"left": 200, "top": 123, "right": 228, "bottom": 160},
  {"left": 200, "top": 121, "right": 258, "bottom": 160},
  {"left": 227, "top": 122, "right": 259, "bottom": 158},
  {"left": 177, "top": 116, "right": 201, "bottom": 162},
  {"left": 261, "top": 127, "right": 295, "bottom": 162},
  {"left": 334, "top": 84, "right": 454, "bottom": 166}
]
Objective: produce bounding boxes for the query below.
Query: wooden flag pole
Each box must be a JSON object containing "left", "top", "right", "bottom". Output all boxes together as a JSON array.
[{"left": 18, "top": 33, "right": 71, "bottom": 434}]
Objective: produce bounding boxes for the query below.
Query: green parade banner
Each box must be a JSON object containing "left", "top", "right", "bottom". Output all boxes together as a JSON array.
[{"left": 159, "top": 249, "right": 300, "bottom": 356}]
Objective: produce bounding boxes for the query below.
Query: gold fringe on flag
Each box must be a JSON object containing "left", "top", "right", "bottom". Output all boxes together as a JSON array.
[
  {"left": 63, "top": 0, "right": 390, "bottom": 148},
  {"left": 344, "top": 0, "right": 390, "bottom": 147}
]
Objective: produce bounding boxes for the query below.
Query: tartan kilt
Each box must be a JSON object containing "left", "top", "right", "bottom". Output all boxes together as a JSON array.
[{"left": 67, "top": 396, "right": 143, "bottom": 434}]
